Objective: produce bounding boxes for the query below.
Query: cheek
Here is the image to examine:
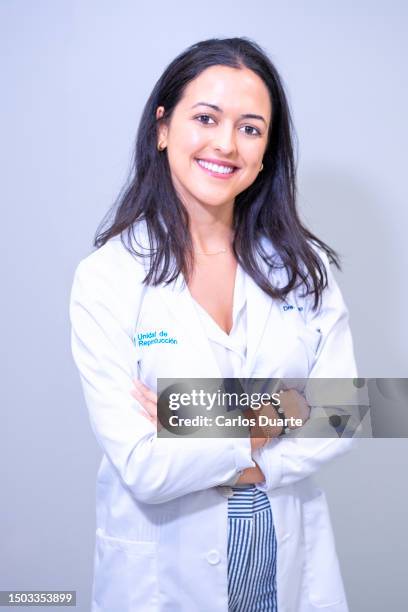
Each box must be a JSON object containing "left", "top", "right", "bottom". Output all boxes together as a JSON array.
[
  {"left": 240, "top": 151, "right": 263, "bottom": 178},
  {"left": 188, "top": 129, "right": 206, "bottom": 150},
  {"left": 241, "top": 141, "right": 265, "bottom": 166},
  {"left": 236, "top": 150, "right": 264, "bottom": 190},
  {"left": 237, "top": 172, "right": 260, "bottom": 195},
  {"left": 170, "top": 126, "right": 203, "bottom": 157}
]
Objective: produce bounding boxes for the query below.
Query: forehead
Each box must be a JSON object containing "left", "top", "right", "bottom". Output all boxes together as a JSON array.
[{"left": 178, "top": 65, "right": 272, "bottom": 119}]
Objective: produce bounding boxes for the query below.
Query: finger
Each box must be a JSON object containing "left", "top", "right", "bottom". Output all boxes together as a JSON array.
[
  {"left": 133, "top": 380, "right": 158, "bottom": 403},
  {"left": 137, "top": 406, "right": 156, "bottom": 423},
  {"left": 131, "top": 387, "right": 152, "bottom": 409},
  {"left": 141, "top": 387, "right": 158, "bottom": 403},
  {"left": 133, "top": 378, "right": 156, "bottom": 396},
  {"left": 131, "top": 391, "right": 158, "bottom": 421},
  {"left": 143, "top": 400, "right": 158, "bottom": 418},
  {"left": 139, "top": 410, "right": 161, "bottom": 433},
  {"left": 131, "top": 388, "right": 155, "bottom": 410}
]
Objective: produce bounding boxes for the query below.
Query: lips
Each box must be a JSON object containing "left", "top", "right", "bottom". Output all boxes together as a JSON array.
[
  {"left": 196, "top": 158, "right": 239, "bottom": 169},
  {"left": 195, "top": 158, "right": 239, "bottom": 178}
]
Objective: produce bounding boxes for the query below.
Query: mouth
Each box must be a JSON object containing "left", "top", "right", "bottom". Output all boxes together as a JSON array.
[{"left": 195, "top": 158, "right": 239, "bottom": 179}]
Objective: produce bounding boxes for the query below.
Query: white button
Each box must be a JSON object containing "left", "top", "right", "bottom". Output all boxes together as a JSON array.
[
  {"left": 206, "top": 549, "right": 221, "bottom": 565},
  {"left": 217, "top": 486, "right": 234, "bottom": 498}
]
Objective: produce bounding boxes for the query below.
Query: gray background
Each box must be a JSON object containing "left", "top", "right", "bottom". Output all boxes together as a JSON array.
[{"left": 1, "top": 1, "right": 407, "bottom": 610}]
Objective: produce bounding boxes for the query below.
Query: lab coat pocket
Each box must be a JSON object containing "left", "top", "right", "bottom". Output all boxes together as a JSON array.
[
  {"left": 297, "top": 327, "right": 323, "bottom": 373},
  {"left": 302, "top": 489, "right": 346, "bottom": 607},
  {"left": 93, "top": 528, "right": 159, "bottom": 612}
]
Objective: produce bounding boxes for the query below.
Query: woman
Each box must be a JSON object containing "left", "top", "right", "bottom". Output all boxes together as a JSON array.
[{"left": 70, "top": 37, "right": 357, "bottom": 612}]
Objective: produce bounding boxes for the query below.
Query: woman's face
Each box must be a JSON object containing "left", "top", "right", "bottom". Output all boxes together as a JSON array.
[{"left": 156, "top": 65, "right": 272, "bottom": 212}]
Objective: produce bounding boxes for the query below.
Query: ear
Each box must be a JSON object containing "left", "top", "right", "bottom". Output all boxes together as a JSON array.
[{"left": 156, "top": 106, "right": 168, "bottom": 148}]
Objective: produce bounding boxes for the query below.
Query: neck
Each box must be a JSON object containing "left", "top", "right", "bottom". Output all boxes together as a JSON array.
[
  {"left": 190, "top": 216, "right": 234, "bottom": 255},
  {"left": 184, "top": 201, "right": 234, "bottom": 255}
]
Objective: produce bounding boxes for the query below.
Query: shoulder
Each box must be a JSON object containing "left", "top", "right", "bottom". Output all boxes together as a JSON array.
[
  {"left": 258, "top": 235, "right": 332, "bottom": 288},
  {"left": 74, "top": 221, "right": 150, "bottom": 287},
  {"left": 70, "top": 223, "right": 151, "bottom": 327},
  {"left": 305, "top": 244, "right": 350, "bottom": 324},
  {"left": 259, "top": 235, "right": 342, "bottom": 316}
]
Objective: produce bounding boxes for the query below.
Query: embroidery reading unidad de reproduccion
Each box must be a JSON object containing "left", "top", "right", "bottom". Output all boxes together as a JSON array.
[{"left": 133, "top": 329, "right": 178, "bottom": 347}]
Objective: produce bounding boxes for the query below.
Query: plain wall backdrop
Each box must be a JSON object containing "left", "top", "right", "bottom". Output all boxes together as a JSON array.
[{"left": 1, "top": 1, "right": 407, "bottom": 610}]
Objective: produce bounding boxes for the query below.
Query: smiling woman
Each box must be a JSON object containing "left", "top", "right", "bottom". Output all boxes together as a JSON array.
[
  {"left": 70, "top": 37, "right": 357, "bottom": 612},
  {"left": 94, "top": 37, "right": 338, "bottom": 304}
]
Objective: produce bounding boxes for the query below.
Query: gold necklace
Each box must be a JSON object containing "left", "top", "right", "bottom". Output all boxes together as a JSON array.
[{"left": 195, "top": 247, "right": 228, "bottom": 256}]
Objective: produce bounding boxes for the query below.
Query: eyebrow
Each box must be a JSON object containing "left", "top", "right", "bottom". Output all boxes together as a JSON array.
[{"left": 190, "top": 102, "right": 267, "bottom": 125}]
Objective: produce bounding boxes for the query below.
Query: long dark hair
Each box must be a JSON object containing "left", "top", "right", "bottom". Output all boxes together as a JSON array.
[{"left": 94, "top": 37, "right": 339, "bottom": 310}]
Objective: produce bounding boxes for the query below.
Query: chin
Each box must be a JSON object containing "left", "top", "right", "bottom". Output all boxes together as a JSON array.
[
  {"left": 201, "top": 187, "right": 239, "bottom": 204},
  {"left": 197, "top": 196, "right": 233, "bottom": 208}
]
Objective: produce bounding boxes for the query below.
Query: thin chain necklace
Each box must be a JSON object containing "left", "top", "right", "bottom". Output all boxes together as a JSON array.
[{"left": 195, "top": 247, "right": 228, "bottom": 256}]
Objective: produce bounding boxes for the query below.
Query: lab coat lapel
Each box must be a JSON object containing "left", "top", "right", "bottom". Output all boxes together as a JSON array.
[
  {"left": 245, "top": 272, "right": 274, "bottom": 376},
  {"left": 157, "top": 276, "right": 222, "bottom": 378},
  {"left": 136, "top": 219, "right": 276, "bottom": 379},
  {"left": 130, "top": 220, "right": 220, "bottom": 377},
  {"left": 157, "top": 258, "right": 275, "bottom": 378}
]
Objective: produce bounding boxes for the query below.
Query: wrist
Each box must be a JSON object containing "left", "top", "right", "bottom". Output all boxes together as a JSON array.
[
  {"left": 275, "top": 400, "right": 290, "bottom": 436},
  {"left": 236, "top": 463, "right": 265, "bottom": 485},
  {"left": 223, "top": 470, "right": 243, "bottom": 486},
  {"left": 254, "top": 405, "right": 284, "bottom": 439}
]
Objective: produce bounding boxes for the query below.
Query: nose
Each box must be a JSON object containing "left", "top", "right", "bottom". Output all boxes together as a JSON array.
[{"left": 212, "top": 122, "right": 237, "bottom": 156}]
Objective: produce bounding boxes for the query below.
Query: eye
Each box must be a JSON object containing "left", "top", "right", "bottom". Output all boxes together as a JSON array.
[
  {"left": 195, "top": 114, "right": 216, "bottom": 125},
  {"left": 240, "top": 125, "right": 261, "bottom": 136}
]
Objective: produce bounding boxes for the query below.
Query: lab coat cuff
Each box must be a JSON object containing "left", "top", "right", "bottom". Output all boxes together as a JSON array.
[
  {"left": 222, "top": 471, "right": 242, "bottom": 486},
  {"left": 232, "top": 437, "right": 256, "bottom": 472},
  {"left": 252, "top": 439, "right": 283, "bottom": 492}
]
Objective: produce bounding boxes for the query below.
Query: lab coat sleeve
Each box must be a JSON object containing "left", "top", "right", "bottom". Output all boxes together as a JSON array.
[
  {"left": 70, "top": 252, "right": 255, "bottom": 505},
  {"left": 254, "top": 249, "right": 358, "bottom": 492}
]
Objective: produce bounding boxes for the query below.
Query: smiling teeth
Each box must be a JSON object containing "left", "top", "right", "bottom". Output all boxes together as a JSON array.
[{"left": 197, "top": 160, "right": 235, "bottom": 174}]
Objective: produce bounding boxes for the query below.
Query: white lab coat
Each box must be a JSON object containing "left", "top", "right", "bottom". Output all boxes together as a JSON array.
[{"left": 70, "top": 223, "right": 357, "bottom": 612}]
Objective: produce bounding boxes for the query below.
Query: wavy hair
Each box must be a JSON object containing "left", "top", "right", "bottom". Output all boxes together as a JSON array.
[{"left": 94, "top": 37, "right": 339, "bottom": 309}]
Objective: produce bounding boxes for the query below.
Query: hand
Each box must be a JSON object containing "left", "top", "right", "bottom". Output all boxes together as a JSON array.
[
  {"left": 247, "top": 405, "right": 284, "bottom": 441},
  {"left": 131, "top": 379, "right": 162, "bottom": 431},
  {"left": 243, "top": 389, "right": 310, "bottom": 445},
  {"left": 242, "top": 402, "right": 285, "bottom": 448},
  {"left": 278, "top": 389, "right": 310, "bottom": 429},
  {"left": 235, "top": 462, "right": 266, "bottom": 485}
]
